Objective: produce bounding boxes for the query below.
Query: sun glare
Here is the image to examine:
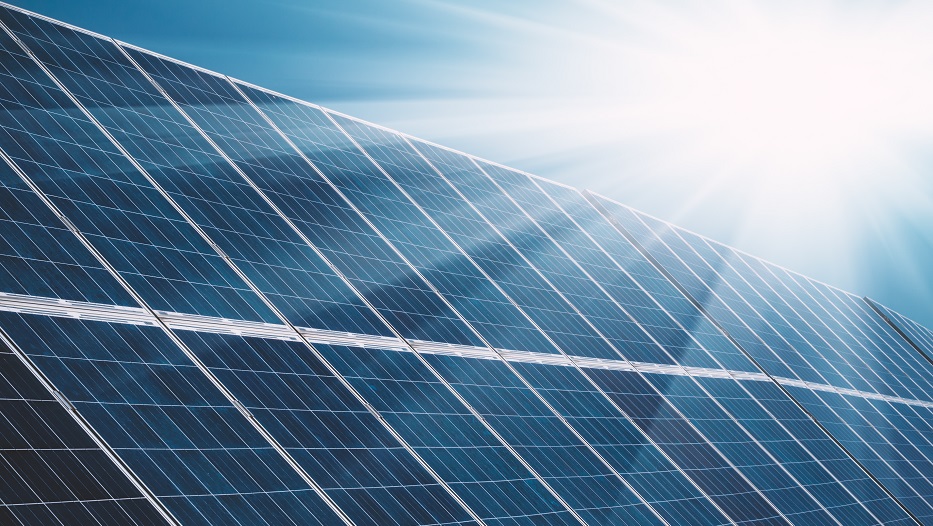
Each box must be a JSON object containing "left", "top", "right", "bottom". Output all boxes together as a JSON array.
[
  {"left": 553, "top": 1, "right": 933, "bottom": 280},
  {"left": 630, "top": 6, "right": 931, "bottom": 180}
]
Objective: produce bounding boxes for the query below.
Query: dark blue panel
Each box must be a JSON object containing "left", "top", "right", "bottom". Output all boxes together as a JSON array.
[
  {"left": 0, "top": 159, "right": 135, "bottom": 306},
  {"left": 696, "top": 376, "right": 906, "bottom": 525},
  {"left": 642, "top": 372, "right": 855, "bottom": 525},
  {"left": 0, "top": 10, "right": 277, "bottom": 323},
  {"left": 871, "top": 300, "right": 933, "bottom": 367},
  {"left": 399, "top": 141, "right": 618, "bottom": 358},
  {"left": 542, "top": 186, "right": 748, "bottom": 369},
  {"left": 788, "top": 386, "right": 933, "bottom": 522},
  {"left": 493, "top": 169, "right": 755, "bottom": 371},
  {"left": 596, "top": 199, "right": 932, "bottom": 522},
  {"left": 422, "top": 354, "right": 664, "bottom": 526},
  {"left": 686, "top": 231, "right": 914, "bottom": 399},
  {"left": 0, "top": 339, "right": 167, "bottom": 525},
  {"left": 0, "top": 312, "right": 342, "bottom": 526},
  {"left": 261, "top": 108, "right": 558, "bottom": 355},
  {"left": 506, "top": 361, "right": 730, "bottom": 525},
  {"left": 0, "top": 11, "right": 393, "bottom": 337},
  {"left": 781, "top": 269, "right": 933, "bottom": 403},
  {"left": 176, "top": 331, "right": 477, "bottom": 526},
  {"left": 582, "top": 367, "right": 788, "bottom": 525},
  {"left": 318, "top": 345, "right": 580, "bottom": 526},
  {"left": 595, "top": 198, "right": 802, "bottom": 381},
  {"left": 120, "top": 52, "right": 480, "bottom": 347},
  {"left": 700, "top": 241, "right": 863, "bottom": 388}
]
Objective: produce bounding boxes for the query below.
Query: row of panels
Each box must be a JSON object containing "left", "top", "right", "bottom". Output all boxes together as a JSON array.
[{"left": 0, "top": 3, "right": 932, "bottom": 525}]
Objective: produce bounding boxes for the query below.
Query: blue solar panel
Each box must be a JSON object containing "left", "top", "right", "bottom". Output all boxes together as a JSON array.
[
  {"left": 0, "top": 11, "right": 395, "bottom": 338},
  {"left": 0, "top": 338, "right": 168, "bottom": 525},
  {"left": 301, "top": 115, "right": 562, "bottom": 356},
  {"left": 123, "top": 54, "right": 481, "bottom": 347},
  {"left": 1, "top": 2, "right": 932, "bottom": 524},
  {"left": 869, "top": 299, "right": 933, "bottom": 367},
  {"left": 317, "top": 344, "right": 581, "bottom": 525},
  {"left": 0, "top": 9, "right": 277, "bottom": 324},
  {"left": 594, "top": 197, "right": 929, "bottom": 523},
  {"left": 175, "top": 332, "right": 478, "bottom": 526},
  {"left": 0, "top": 158, "right": 135, "bottom": 306},
  {"left": 0, "top": 312, "right": 343, "bottom": 526}
]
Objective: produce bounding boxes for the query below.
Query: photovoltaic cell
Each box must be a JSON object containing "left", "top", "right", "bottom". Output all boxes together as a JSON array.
[
  {"left": 385, "top": 139, "right": 611, "bottom": 358},
  {"left": 538, "top": 184, "right": 749, "bottom": 369},
  {"left": 117, "top": 62, "right": 481, "bottom": 347},
  {"left": 413, "top": 155, "right": 880, "bottom": 523},
  {"left": 595, "top": 198, "right": 929, "bottom": 523},
  {"left": 0, "top": 338, "right": 167, "bottom": 525},
  {"left": 422, "top": 354, "right": 665, "bottom": 526},
  {"left": 869, "top": 299, "right": 933, "bottom": 367},
  {"left": 0, "top": 11, "right": 277, "bottom": 324},
  {"left": 1, "top": 3, "right": 932, "bottom": 525},
  {"left": 0, "top": 157, "right": 135, "bottom": 306},
  {"left": 317, "top": 345, "right": 580, "bottom": 526},
  {"left": 488, "top": 167, "right": 750, "bottom": 371},
  {"left": 582, "top": 367, "right": 787, "bottom": 525},
  {"left": 692, "top": 235, "right": 933, "bottom": 402},
  {"left": 501, "top": 360, "right": 732, "bottom": 525},
  {"left": 271, "top": 110, "right": 558, "bottom": 356},
  {"left": 0, "top": 9, "right": 392, "bottom": 337},
  {"left": 174, "top": 331, "right": 478, "bottom": 526},
  {"left": 0, "top": 312, "right": 343, "bottom": 526}
]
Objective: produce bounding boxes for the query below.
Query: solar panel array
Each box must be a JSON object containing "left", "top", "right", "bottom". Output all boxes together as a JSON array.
[{"left": 0, "top": 3, "right": 930, "bottom": 525}]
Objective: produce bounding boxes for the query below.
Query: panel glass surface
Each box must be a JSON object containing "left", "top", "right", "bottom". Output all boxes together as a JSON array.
[
  {"left": 291, "top": 114, "right": 558, "bottom": 355},
  {"left": 0, "top": 157, "right": 135, "bottom": 306},
  {"left": 692, "top": 232, "right": 933, "bottom": 402},
  {"left": 540, "top": 185, "right": 750, "bottom": 371},
  {"left": 0, "top": 312, "right": 342, "bottom": 526},
  {"left": 422, "top": 353, "right": 666, "bottom": 526},
  {"left": 582, "top": 367, "right": 787, "bottom": 525},
  {"left": 0, "top": 11, "right": 278, "bottom": 323},
  {"left": 871, "top": 300, "right": 933, "bottom": 366},
  {"left": 0, "top": 338, "right": 167, "bottom": 526},
  {"left": 595, "top": 198, "right": 933, "bottom": 523},
  {"left": 594, "top": 198, "right": 801, "bottom": 381},
  {"left": 491, "top": 167, "right": 754, "bottom": 372},
  {"left": 117, "top": 56, "right": 479, "bottom": 346},
  {"left": 641, "top": 370, "right": 861, "bottom": 525},
  {"left": 403, "top": 141, "right": 618, "bottom": 358},
  {"left": 775, "top": 268, "right": 933, "bottom": 403},
  {"left": 503, "top": 361, "right": 731, "bottom": 525},
  {"left": 176, "top": 331, "right": 478, "bottom": 526},
  {"left": 0, "top": 9, "right": 391, "bottom": 336},
  {"left": 317, "top": 345, "right": 580, "bottom": 526}
]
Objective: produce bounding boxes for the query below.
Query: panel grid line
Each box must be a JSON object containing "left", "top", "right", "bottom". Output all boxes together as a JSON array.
[
  {"left": 396, "top": 137, "right": 791, "bottom": 523},
  {"left": 0, "top": 320, "right": 178, "bottom": 526},
  {"left": 585, "top": 191, "right": 924, "bottom": 525},
  {"left": 111, "top": 41, "right": 494, "bottom": 526},
  {"left": 334, "top": 126, "right": 680, "bottom": 525},
  {"left": 525, "top": 179, "right": 890, "bottom": 526},
  {"left": 463, "top": 158, "right": 857, "bottom": 526},
  {"left": 0, "top": 20, "right": 360, "bottom": 526},
  {"left": 400, "top": 138, "right": 747, "bottom": 525},
  {"left": 232, "top": 67, "right": 600, "bottom": 526},
  {"left": 866, "top": 298, "right": 933, "bottom": 368}
]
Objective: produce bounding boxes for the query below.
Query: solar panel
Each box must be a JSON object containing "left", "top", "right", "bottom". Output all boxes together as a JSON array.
[
  {"left": 0, "top": 312, "right": 345, "bottom": 526},
  {"left": 868, "top": 299, "right": 933, "bottom": 367},
  {"left": 592, "top": 197, "right": 929, "bottom": 523},
  {"left": 0, "top": 2, "right": 932, "bottom": 524},
  {"left": 0, "top": 337, "right": 169, "bottom": 525}
]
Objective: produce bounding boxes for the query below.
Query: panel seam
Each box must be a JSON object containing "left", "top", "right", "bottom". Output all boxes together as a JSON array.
[{"left": 585, "top": 191, "right": 923, "bottom": 525}]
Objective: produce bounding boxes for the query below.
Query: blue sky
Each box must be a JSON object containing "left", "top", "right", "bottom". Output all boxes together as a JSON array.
[{"left": 14, "top": 0, "right": 933, "bottom": 327}]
